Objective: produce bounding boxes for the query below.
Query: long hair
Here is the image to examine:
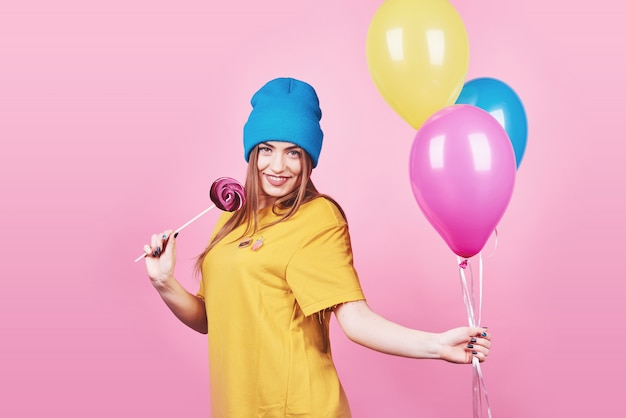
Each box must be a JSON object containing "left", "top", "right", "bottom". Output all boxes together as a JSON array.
[{"left": 194, "top": 145, "right": 346, "bottom": 275}]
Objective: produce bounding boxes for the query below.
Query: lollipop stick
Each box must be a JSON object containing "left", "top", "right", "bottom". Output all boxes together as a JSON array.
[
  {"left": 133, "top": 204, "right": 216, "bottom": 262},
  {"left": 173, "top": 203, "right": 216, "bottom": 235}
]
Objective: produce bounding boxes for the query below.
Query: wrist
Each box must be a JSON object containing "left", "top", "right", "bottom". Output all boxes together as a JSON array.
[
  {"left": 151, "top": 274, "right": 175, "bottom": 291},
  {"left": 431, "top": 332, "right": 445, "bottom": 360},
  {"left": 414, "top": 331, "right": 443, "bottom": 360}
]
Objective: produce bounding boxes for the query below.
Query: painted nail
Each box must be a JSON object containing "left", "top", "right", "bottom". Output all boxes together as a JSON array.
[
  {"left": 162, "top": 234, "right": 167, "bottom": 240},
  {"left": 174, "top": 232, "right": 178, "bottom": 238},
  {"left": 467, "top": 344, "right": 474, "bottom": 349},
  {"left": 481, "top": 332, "right": 488, "bottom": 337},
  {"left": 470, "top": 337, "right": 477, "bottom": 343},
  {"left": 472, "top": 351, "right": 478, "bottom": 355}
]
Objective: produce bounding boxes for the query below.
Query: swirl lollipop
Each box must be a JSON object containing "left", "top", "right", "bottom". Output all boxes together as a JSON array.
[
  {"left": 210, "top": 176, "right": 245, "bottom": 211},
  {"left": 134, "top": 177, "right": 245, "bottom": 262}
]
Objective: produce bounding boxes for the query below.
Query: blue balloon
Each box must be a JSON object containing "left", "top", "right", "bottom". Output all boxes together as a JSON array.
[{"left": 456, "top": 77, "right": 528, "bottom": 169}]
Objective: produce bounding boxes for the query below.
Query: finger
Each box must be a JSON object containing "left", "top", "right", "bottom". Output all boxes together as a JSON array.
[
  {"left": 466, "top": 340, "right": 490, "bottom": 356},
  {"left": 468, "top": 344, "right": 489, "bottom": 356},
  {"left": 476, "top": 349, "right": 489, "bottom": 362},
  {"left": 161, "top": 230, "right": 174, "bottom": 242},
  {"left": 468, "top": 345, "right": 489, "bottom": 362},
  {"left": 161, "top": 230, "right": 176, "bottom": 255},
  {"left": 472, "top": 351, "right": 488, "bottom": 363},
  {"left": 468, "top": 336, "right": 491, "bottom": 349},
  {"left": 150, "top": 233, "right": 165, "bottom": 257},
  {"left": 470, "top": 327, "right": 490, "bottom": 341}
]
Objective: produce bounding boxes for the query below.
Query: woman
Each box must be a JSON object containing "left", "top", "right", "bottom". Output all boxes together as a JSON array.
[{"left": 143, "top": 77, "right": 491, "bottom": 417}]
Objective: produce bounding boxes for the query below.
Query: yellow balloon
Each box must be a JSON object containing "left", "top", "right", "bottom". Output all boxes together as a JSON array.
[{"left": 366, "top": 0, "right": 470, "bottom": 130}]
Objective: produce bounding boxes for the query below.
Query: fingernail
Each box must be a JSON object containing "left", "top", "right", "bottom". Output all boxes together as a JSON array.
[
  {"left": 472, "top": 351, "right": 478, "bottom": 355},
  {"left": 481, "top": 332, "right": 488, "bottom": 337},
  {"left": 467, "top": 344, "right": 474, "bottom": 349},
  {"left": 174, "top": 232, "right": 178, "bottom": 238},
  {"left": 470, "top": 337, "right": 477, "bottom": 343}
]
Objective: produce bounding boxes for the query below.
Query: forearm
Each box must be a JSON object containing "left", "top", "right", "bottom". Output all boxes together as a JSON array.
[
  {"left": 334, "top": 300, "right": 441, "bottom": 359},
  {"left": 153, "top": 277, "right": 208, "bottom": 334}
]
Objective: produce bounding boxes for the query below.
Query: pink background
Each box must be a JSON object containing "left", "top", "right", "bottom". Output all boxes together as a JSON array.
[{"left": 1, "top": 0, "right": 623, "bottom": 417}]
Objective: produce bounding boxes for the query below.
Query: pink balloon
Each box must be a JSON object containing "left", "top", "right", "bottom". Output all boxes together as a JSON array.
[{"left": 409, "top": 105, "right": 516, "bottom": 258}]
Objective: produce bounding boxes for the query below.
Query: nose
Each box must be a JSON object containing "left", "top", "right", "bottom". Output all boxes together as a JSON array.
[{"left": 269, "top": 152, "right": 286, "bottom": 172}]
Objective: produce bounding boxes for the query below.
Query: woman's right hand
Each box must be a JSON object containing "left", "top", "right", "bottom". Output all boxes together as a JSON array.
[
  {"left": 143, "top": 230, "right": 177, "bottom": 286},
  {"left": 141, "top": 230, "right": 207, "bottom": 334}
]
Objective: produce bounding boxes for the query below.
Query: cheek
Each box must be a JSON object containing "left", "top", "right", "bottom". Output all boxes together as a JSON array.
[
  {"left": 256, "top": 157, "right": 269, "bottom": 171},
  {"left": 288, "top": 159, "right": 303, "bottom": 175}
]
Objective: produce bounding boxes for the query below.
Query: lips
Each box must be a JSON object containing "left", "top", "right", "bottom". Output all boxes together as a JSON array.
[{"left": 264, "top": 174, "right": 290, "bottom": 187}]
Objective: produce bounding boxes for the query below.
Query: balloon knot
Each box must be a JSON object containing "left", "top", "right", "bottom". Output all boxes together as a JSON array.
[{"left": 459, "top": 259, "right": 469, "bottom": 269}]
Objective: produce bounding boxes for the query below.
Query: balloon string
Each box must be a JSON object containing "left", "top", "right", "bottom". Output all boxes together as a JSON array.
[
  {"left": 484, "top": 228, "right": 499, "bottom": 260},
  {"left": 458, "top": 255, "right": 492, "bottom": 418},
  {"left": 478, "top": 252, "right": 484, "bottom": 326}
]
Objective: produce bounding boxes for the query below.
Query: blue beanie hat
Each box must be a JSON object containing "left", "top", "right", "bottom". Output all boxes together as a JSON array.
[{"left": 243, "top": 77, "right": 323, "bottom": 168}]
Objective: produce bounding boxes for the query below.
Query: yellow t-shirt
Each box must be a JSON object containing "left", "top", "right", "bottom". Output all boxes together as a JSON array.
[{"left": 198, "top": 197, "right": 365, "bottom": 417}]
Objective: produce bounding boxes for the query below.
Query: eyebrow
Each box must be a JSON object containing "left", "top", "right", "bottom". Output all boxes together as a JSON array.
[{"left": 260, "top": 142, "right": 301, "bottom": 150}]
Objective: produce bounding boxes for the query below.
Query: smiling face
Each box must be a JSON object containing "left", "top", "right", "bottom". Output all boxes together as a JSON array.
[{"left": 256, "top": 141, "right": 304, "bottom": 209}]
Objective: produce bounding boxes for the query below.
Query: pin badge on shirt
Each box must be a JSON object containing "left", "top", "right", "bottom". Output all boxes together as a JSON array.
[
  {"left": 238, "top": 238, "right": 252, "bottom": 248},
  {"left": 251, "top": 236, "right": 264, "bottom": 251}
]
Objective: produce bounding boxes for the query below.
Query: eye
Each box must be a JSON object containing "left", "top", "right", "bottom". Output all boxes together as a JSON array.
[
  {"left": 259, "top": 146, "right": 272, "bottom": 154},
  {"left": 287, "top": 149, "right": 302, "bottom": 158}
]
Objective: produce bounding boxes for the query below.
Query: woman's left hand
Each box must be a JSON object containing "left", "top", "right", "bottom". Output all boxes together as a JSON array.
[{"left": 439, "top": 327, "right": 491, "bottom": 364}]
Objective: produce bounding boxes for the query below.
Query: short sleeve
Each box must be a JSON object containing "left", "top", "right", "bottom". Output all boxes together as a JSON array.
[
  {"left": 196, "top": 276, "right": 205, "bottom": 300},
  {"left": 286, "top": 223, "right": 365, "bottom": 316}
]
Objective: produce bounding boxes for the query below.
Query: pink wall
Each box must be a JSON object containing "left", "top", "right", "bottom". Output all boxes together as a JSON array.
[{"left": 1, "top": 0, "right": 623, "bottom": 416}]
